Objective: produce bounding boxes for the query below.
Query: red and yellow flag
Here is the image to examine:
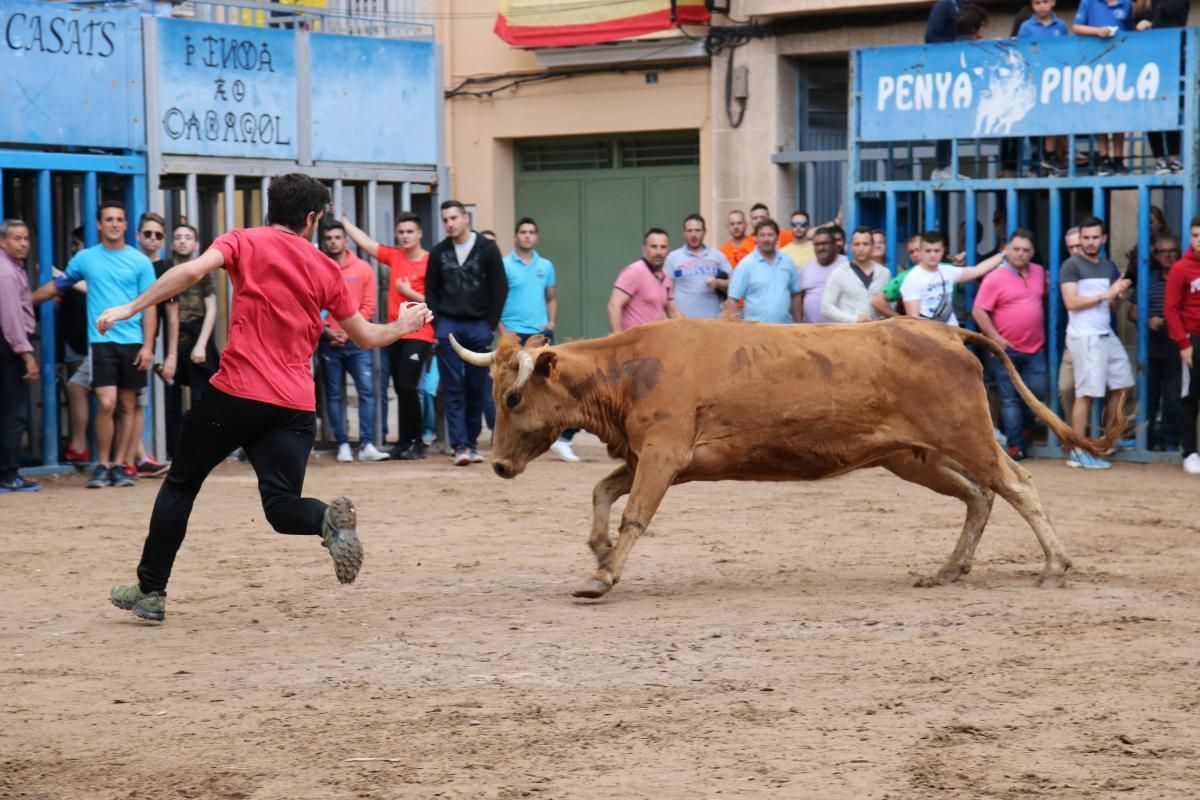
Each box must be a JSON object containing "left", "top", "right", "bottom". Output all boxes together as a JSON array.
[{"left": 495, "top": 0, "right": 709, "bottom": 48}]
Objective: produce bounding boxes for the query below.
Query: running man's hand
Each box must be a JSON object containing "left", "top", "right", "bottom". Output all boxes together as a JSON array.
[
  {"left": 97, "top": 303, "right": 134, "bottom": 334},
  {"left": 396, "top": 302, "right": 434, "bottom": 334},
  {"left": 134, "top": 345, "right": 153, "bottom": 371}
]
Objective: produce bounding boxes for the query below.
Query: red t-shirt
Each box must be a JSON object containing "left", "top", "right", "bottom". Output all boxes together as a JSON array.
[
  {"left": 378, "top": 244, "right": 435, "bottom": 343},
  {"left": 210, "top": 227, "right": 355, "bottom": 411}
]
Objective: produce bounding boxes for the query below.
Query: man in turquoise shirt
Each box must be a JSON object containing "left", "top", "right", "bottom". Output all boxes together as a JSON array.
[
  {"left": 498, "top": 217, "right": 579, "bottom": 462},
  {"left": 33, "top": 200, "right": 156, "bottom": 488},
  {"left": 724, "top": 219, "right": 803, "bottom": 324}
]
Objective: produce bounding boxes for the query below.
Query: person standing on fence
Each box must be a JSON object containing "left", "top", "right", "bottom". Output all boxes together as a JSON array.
[
  {"left": 318, "top": 220, "right": 390, "bottom": 464},
  {"left": 1164, "top": 216, "right": 1200, "bottom": 475},
  {"left": 0, "top": 219, "right": 40, "bottom": 493},
  {"left": 101, "top": 173, "right": 434, "bottom": 621},
  {"left": 341, "top": 213, "right": 435, "bottom": 462},
  {"left": 1072, "top": 0, "right": 1133, "bottom": 175},
  {"left": 1135, "top": 0, "right": 1188, "bottom": 173}
]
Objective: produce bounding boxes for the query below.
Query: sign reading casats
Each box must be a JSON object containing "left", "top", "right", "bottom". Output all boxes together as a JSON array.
[
  {"left": 309, "top": 34, "right": 437, "bottom": 165},
  {"left": 858, "top": 30, "right": 1181, "bottom": 142},
  {"left": 157, "top": 18, "right": 297, "bottom": 158},
  {"left": 0, "top": 0, "right": 143, "bottom": 149}
]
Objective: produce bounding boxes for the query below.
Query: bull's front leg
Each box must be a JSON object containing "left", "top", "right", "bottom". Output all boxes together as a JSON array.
[
  {"left": 573, "top": 446, "right": 683, "bottom": 599},
  {"left": 588, "top": 463, "right": 634, "bottom": 564}
]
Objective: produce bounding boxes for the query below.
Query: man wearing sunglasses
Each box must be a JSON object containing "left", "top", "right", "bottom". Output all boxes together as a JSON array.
[
  {"left": 130, "top": 212, "right": 178, "bottom": 478},
  {"left": 781, "top": 210, "right": 814, "bottom": 269}
]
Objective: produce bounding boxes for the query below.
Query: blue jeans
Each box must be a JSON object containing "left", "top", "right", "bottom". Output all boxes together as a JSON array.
[
  {"left": 436, "top": 318, "right": 492, "bottom": 451},
  {"left": 318, "top": 339, "right": 377, "bottom": 446},
  {"left": 515, "top": 329, "right": 575, "bottom": 443},
  {"left": 988, "top": 348, "right": 1048, "bottom": 451}
]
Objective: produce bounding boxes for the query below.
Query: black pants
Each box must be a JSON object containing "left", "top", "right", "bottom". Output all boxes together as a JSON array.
[
  {"left": 388, "top": 339, "right": 433, "bottom": 450},
  {"left": 1181, "top": 338, "right": 1200, "bottom": 457},
  {"left": 0, "top": 337, "right": 30, "bottom": 481},
  {"left": 1149, "top": 130, "right": 1181, "bottom": 160},
  {"left": 164, "top": 335, "right": 217, "bottom": 459},
  {"left": 137, "top": 386, "right": 327, "bottom": 593},
  {"left": 1147, "top": 354, "right": 1181, "bottom": 450}
]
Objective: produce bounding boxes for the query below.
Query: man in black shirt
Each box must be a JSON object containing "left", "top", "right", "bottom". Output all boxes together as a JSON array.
[{"left": 425, "top": 200, "right": 508, "bottom": 466}]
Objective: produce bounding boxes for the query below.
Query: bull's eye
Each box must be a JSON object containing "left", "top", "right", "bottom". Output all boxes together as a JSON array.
[{"left": 506, "top": 391, "right": 522, "bottom": 409}]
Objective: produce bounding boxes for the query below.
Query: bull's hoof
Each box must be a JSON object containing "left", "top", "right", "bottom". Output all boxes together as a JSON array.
[
  {"left": 913, "top": 568, "right": 963, "bottom": 588},
  {"left": 572, "top": 578, "right": 613, "bottom": 599},
  {"left": 1037, "top": 571, "right": 1068, "bottom": 589}
]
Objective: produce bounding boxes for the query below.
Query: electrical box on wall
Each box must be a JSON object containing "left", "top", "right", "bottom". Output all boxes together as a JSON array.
[{"left": 731, "top": 65, "right": 749, "bottom": 100}]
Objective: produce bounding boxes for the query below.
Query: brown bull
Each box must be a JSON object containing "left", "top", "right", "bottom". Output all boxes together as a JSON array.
[{"left": 451, "top": 318, "right": 1121, "bottom": 599}]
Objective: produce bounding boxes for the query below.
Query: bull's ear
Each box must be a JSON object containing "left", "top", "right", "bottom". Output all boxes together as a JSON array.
[
  {"left": 534, "top": 350, "right": 558, "bottom": 379},
  {"left": 524, "top": 334, "right": 547, "bottom": 349}
]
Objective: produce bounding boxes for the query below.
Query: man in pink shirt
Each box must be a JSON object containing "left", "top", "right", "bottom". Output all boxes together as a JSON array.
[
  {"left": 607, "top": 228, "right": 681, "bottom": 333},
  {"left": 971, "top": 228, "right": 1047, "bottom": 461},
  {"left": 98, "top": 173, "right": 433, "bottom": 622},
  {"left": 319, "top": 221, "right": 389, "bottom": 463}
]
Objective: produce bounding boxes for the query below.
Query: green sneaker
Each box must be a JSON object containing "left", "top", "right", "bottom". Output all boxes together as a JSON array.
[
  {"left": 321, "top": 496, "right": 363, "bottom": 584},
  {"left": 110, "top": 583, "right": 166, "bottom": 621}
]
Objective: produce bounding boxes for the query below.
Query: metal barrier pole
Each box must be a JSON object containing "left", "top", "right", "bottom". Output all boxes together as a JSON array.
[
  {"left": 884, "top": 191, "right": 897, "bottom": 275},
  {"left": 923, "top": 190, "right": 936, "bottom": 233},
  {"left": 964, "top": 189, "right": 977, "bottom": 314},
  {"left": 1047, "top": 187, "right": 1063, "bottom": 440},
  {"left": 36, "top": 170, "right": 58, "bottom": 466},
  {"left": 1135, "top": 186, "right": 1151, "bottom": 452},
  {"left": 367, "top": 179, "right": 383, "bottom": 449}
]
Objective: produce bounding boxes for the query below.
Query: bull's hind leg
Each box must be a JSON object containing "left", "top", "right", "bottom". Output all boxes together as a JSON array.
[
  {"left": 588, "top": 464, "right": 634, "bottom": 564},
  {"left": 985, "top": 456, "right": 1073, "bottom": 587},
  {"left": 573, "top": 448, "right": 683, "bottom": 599},
  {"left": 881, "top": 453, "right": 995, "bottom": 587}
]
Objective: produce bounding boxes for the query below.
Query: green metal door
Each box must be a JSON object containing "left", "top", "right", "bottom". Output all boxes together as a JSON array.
[{"left": 514, "top": 133, "right": 700, "bottom": 341}]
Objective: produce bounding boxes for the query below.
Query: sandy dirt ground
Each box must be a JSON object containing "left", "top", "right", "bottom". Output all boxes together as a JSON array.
[{"left": 2, "top": 437, "right": 1199, "bottom": 800}]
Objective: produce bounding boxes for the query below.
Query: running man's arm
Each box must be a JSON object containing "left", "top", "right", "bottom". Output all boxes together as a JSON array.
[
  {"left": 339, "top": 302, "right": 434, "bottom": 350},
  {"left": 340, "top": 217, "right": 381, "bottom": 259},
  {"left": 97, "top": 248, "right": 224, "bottom": 334}
]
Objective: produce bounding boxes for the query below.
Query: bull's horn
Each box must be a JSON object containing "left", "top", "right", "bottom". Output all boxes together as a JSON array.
[
  {"left": 449, "top": 334, "right": 495, "bottom": 367},
  {"left": 512, "top": 350, "right": 534, "bottom": 390}
]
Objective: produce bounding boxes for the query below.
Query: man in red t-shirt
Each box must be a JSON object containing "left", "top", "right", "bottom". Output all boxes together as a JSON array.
[
  {"left": 342, "top": 212, "right": 435, "bottom": 460},
  {"left": 97, "top": 174, "right": 433, "bottom": 622},
  {"left": 1165, "top": 215, "right": 1200, "bottom": 474}
]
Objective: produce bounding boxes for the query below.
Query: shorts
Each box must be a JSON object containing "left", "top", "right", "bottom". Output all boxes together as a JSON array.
[
  {"left": 90, "top": 342, "right": 148, "bottom": 391},
  {"left": 1066, "top": 332, "right": 1134, "bottom": 399},
  {"left": 69, "top": 350, "right": 92, "bottom": 389}
]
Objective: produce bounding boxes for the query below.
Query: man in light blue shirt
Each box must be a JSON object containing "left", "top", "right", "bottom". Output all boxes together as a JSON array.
[
  {"left": 500, "top": 217, "right": 557, "bottom": 340},
  {"left": 498, "top": 216, "right": 579, "bottom": 462},
  {"left": 724, "top": 219, "right": 802, "bottom": 324},
  {"left": 664, "top": 214, "right": 731, "bottom": 319},
  {"left": 32, "top": 199, "right": 155, "bottom": 488}
]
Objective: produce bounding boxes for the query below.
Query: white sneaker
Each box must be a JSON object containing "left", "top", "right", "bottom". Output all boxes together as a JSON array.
[
  {"left": 336, "top": 443, "right": 353, "bottom": 463},
  {"left": 550, "top": 440, "right": 581, "bottom": 463},
  {"left": 358, "top": 443, "right": 390, "bottom": 462},
  {"left": 1183, "top": 453, "right": 1200, "bottom": 475}
]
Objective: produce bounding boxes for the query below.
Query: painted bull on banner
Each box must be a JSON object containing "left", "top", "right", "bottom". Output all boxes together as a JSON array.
[{"left": 451, "top": 318, "right": 1121, "bottom": 599}]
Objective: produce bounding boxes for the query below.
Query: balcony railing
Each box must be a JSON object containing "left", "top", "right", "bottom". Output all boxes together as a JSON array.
[{"left": 172, "top": 0, "right": 433, "bottom": 39}]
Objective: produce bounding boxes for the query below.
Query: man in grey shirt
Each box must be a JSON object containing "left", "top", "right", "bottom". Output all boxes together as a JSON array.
[
  {"left": 1059, "top": 216, "right": 1133, "bottom": 470},
  {"left": 664, "top": 214, "right": 731, "bottom": 319}
]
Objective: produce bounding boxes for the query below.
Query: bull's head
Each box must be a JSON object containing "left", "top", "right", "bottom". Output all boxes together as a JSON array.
[{"left": 450, "top": 333, "right": 567, "bottom": 479}]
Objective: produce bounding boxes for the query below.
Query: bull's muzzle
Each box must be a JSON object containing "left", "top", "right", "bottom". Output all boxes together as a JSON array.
[{"left": 492, "top": 460, "right": 515, "bottom": 480}]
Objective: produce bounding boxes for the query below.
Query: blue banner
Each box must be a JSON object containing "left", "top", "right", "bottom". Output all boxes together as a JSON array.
[
  {"left": 0, "top": 1, "right": 144, "bottom": 149},
  {"left": 857, "top": 30, "right": 1182, "bottom": 142},
  {"left": 157, "top": 18, "right": 297, "bottom": 158},
  {"left": 309, "top": 34, "right": 438, "bottom": 165}
]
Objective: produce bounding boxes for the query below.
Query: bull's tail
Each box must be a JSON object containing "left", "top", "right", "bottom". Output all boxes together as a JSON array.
[{"left": 951, "top": 328, "right": 1125, "bottom": 457}]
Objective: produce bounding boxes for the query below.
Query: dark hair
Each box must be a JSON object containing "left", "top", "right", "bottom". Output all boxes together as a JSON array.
[
  {"left": 1189, "top": 215, "right": 1200, "bottom": 231},
  {"left": 1078, "top": 216, "right": 1106, "bottom": 235},
  {"left": 440, "top": 200, "right": 467, "bottom": 214},
  {"left": 322, "top": 220, "right": 346, "bottom": 235},
  {"left": 137, "top": 211, "right": 166, "bottom": 231},
  {"left": 754, "top": 219, "right": 780, "bottom": 236},
  {"left": 1153, "top": 233, "right": 1180, "bottom": 247},
  {"left": 828, "top": 224, "right": 846, "bottom": 238},
  {"left": 921, "top": 230, "right": 946, "bottom": 246},
  {"left": 871, "top": 228, "right": 885, "bottom": 237},
  {"left": 394, "top": 212, "right": 421, "bottom": 228},
  {"left": 1009, "top": 227, "right": 1036, "bottom": 246},
  {"left": 644, "top": 227, "right": 670, "bottom": 242},
  {"left": 72, "top": 226, "right": 84, "bottom": 240},
  {"left": 266, "top": 174, "right": 330, "bottom": 231},
  {"left": 749, "top": 202, "right": 769, "bottom": 214},
  {"left": 851, "top": 226, "right": 874, "bottom": 239},
  {"left": 173, "top": 223, "right": 199, "bottom": 239},
  {"left": 790, "top": 210, "right": 810, "bottom": 222},
  {"left": 811, "top": 227, "right": 835, "bottom": 241},
  {"left": 683, "top": 213, "right": 706, "bottom": 229},
  {"left": 955, "top": 3, "right": 989, "bottom": 37},
  {"left": 515, "top": 216, "right": 538, "bottom": 233},
  {"left": 97, "top": 199, "right": 126, "bottom": 221}
]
